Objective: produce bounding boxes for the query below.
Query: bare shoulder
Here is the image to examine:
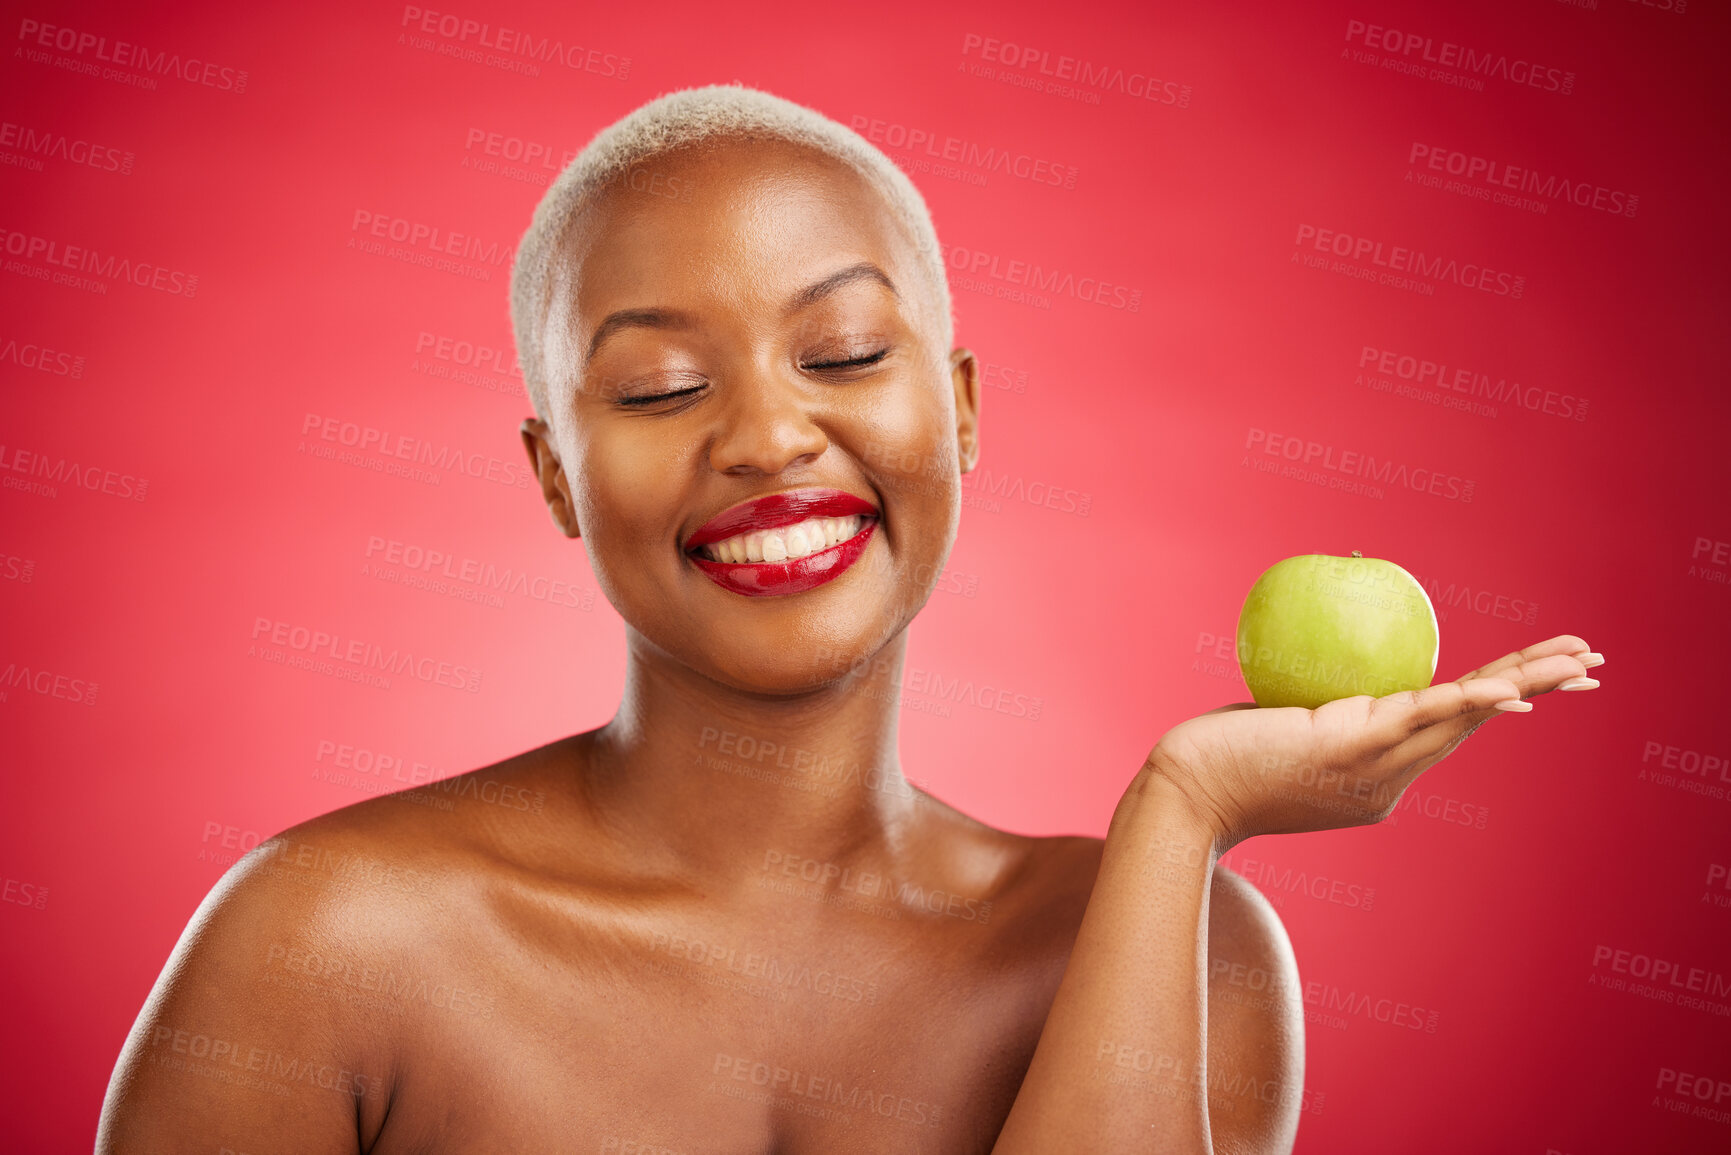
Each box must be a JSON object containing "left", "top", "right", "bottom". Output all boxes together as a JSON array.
[
  {"left": 1204, "top": 863, "right": 1306, "bottom": 1151},
  {"left": 989, "top": 830, "right": 1306, "bottom": 1150},
  {"left": 1208, "top": 862, "right": 1300, "bottom": 979},
  {"left": 992, "top": 830, "right": 1298, "bottom": 960},
  {"left": 905, "top": 787, "right": 1107, "bottom": 925},
  {"left": 97, "top": 737, "right": 576, "bottom": 1153},
  {"left": 913, "top": 797, "right": 1299, "bottom": 997}
]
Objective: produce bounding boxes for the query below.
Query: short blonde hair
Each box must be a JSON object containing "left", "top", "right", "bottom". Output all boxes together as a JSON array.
[{"left": 509, "top": 83, "right": 954, "bottom": 422}]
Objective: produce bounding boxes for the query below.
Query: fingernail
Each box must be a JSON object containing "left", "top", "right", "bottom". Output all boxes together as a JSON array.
[
  {"left": 1579, "top": 652, "right": 1605, "bottom": 668},
  {"left": 1558, "top": 677, "right": 1600, "bottom": 691},
  {"left": 1494, "top": 699, "right": 1533, "bottom": 712}
]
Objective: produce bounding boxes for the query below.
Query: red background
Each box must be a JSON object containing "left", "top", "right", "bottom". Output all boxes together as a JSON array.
[{"left": 3, "top": 0, "right": 1728, "bottom": 1150}]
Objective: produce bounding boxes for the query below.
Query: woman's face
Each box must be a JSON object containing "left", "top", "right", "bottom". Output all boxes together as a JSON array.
[{"left": 523, "top": 136, "right": 979, "bottom": 695}]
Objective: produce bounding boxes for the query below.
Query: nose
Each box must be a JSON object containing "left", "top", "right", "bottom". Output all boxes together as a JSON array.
[{"left": 707, "top": 363, "right": 829, "bottom": 476}]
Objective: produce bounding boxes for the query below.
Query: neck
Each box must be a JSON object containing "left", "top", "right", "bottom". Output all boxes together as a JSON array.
[{"left": 577, "top": 626, "right": 925, "bottom": 885}]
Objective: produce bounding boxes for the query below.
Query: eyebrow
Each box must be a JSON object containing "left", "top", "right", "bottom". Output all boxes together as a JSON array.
[
  {"left": 784, "top": 261, "right": 899, "bottom": 314},
  {"left": 584, "top": 307, "right": 692, "bottom": 363},
  {"left": 583, "top": 262, "right": 899, "bottom": 363}
]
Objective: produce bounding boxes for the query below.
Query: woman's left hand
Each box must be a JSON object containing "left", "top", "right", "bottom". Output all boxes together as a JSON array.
[{"left": 1140, "top": 634, "right": 1603, "bottom": 849}]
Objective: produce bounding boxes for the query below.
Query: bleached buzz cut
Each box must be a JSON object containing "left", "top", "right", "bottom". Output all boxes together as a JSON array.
[{"left": 509, "top": 83, "right": 955, "bottom": 424}]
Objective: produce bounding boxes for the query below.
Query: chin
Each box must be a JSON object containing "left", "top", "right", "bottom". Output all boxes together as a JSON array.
[{"left": 689, "top": 610, "right": 904, "bottom": 697}]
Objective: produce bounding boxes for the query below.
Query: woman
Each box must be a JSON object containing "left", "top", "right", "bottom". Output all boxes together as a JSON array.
[{"left": 96, "top": 85, "right": 1602, "bottom": 1153}]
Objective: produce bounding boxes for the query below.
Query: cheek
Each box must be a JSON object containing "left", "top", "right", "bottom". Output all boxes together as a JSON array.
[
  {"left": 857, "top": 386, "right": 956, "bottom": 499},
  {"left": 571, "top": 435, "right": 683, "bottom": 558}
]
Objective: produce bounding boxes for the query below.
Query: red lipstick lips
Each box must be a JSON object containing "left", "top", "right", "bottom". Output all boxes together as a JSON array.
[{"left": 685, "top": 488, "right": 879, "bottom": 597}]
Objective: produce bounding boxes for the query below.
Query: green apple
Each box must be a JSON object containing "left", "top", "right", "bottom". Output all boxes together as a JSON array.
[{"left": 1236, "top": 551, "right": 1439, "bottom": 709}]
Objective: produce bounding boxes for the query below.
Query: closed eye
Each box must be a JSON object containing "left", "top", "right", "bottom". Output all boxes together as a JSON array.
[
  {"left": 612, "top": 348, "right": 890, "bottom": 407},
  {"left": 615, "top": 384, "right": 706, "bottom": 407},
  {"left": 803, "top": 349, "right": 890, "bottom": 372}
]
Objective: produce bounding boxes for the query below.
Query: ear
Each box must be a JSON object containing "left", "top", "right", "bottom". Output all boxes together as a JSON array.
[
  {"left": 949, "top": 348, "right": 981, "bottom": 474},
  {"left": 520, "top": 418, "right": 581, "bottom": 538}
]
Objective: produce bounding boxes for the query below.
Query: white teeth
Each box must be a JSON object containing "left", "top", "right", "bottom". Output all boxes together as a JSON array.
[{"left": 700, "top": 514, "right": 867, "bottom": 563}]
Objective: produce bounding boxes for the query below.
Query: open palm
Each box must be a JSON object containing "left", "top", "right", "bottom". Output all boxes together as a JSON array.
[{"left": 1147, "top": 634, "right": 1602, "bottom": 845}]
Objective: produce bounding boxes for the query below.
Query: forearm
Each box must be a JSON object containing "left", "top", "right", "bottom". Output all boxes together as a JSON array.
[{"left": 993, "top": 769, "right": 1224, "bottom": 1153}]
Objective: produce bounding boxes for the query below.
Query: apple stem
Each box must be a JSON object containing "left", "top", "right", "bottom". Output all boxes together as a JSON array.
[{"left": 1351, "top": 550, "right": 1362, "bottom": 557}]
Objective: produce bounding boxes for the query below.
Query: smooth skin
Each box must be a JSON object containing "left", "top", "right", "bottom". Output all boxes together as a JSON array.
[{"left": 96, "top": 136, "right": 1603, "bottom": 1153}]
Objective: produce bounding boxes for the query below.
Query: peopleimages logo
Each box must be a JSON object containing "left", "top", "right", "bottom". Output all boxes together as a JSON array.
[
  {"left": 938, "top": 241, "right": 1142, "bottom": 312},
  {"left": 0, "top": 443, "right": 149, "bottom": 501},
  {"left": 249, "top": 617, "right": 483, "bottom": 694},
  {"left": 362, "top": 535, "right": 593, "bottom": 611},
  {"left": 298, "top": 413, "right": 533, "bottom": 490},
  {"left": 1409, "top": 571, "right": 1539, "bottom": 628},
  {"left": 412, "top": 331, "right": 521, "bottom": 380},
  {"left": 0, "top": 227, "right": 199, "bottom": 297},
  {"left": 960, "top": 466, "right": 1091, "bottom": 517},
  {"left": 15, "top": 17, "right": 251, "bottom": 93},
  {"left": 1408, "top": 143, "right": 1637, "bottom": 218},
  {"left": 1303, "top": 980, "right": 1440, "bottom": 1033},
  {"left": 462, "top": 127, "right": 575, "bottom": 175},
  {"left": 398, "top": 6, "right": 631, "bottom": 80},
  {"left": 0, "top": 119, "right": 133, "bottom": 174},
  {"left": 1357, "top": 345, "right": 1588, "bottom": 422},
  {"left": 849, "top": 115, "right": 1079, "bottom": 190},
  {"left": 1590, "top": 944, "right": 1731, "bottom": 1009},
  {"left": 1344, "top": 19, "right": 1575, "bottom": 95},
  {"left": 1294, "top": 224, "right": 1525, "bottom": 299},
  {"left": 0, "top": 334, "right": 85, "bottom": 378},
  {"left": 350, "top": 211, "right": 513, "bottom": 269},
  {"left": 1229, "top": 856, "right": 1377, "bottom": 911},
  {"left": 961, "top": 33, "right": 1192, "bottom": 108},
  {"left": 1244, "top": 427, "right": 1475, "bottom": 504},
  {"left": 0, "top": 659, "right": 99, "bottom": 706},
  {"left": 761, "top": 850, "right": 992, "bottom": 926}
]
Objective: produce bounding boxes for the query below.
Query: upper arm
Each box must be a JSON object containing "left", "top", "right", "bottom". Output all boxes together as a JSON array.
[
  {"left": 1204, "top": 864, "right": 1305, "bottom": 1155},
  {"left": 96, "top": 833, "right": 398, "bottom": 1155}
]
